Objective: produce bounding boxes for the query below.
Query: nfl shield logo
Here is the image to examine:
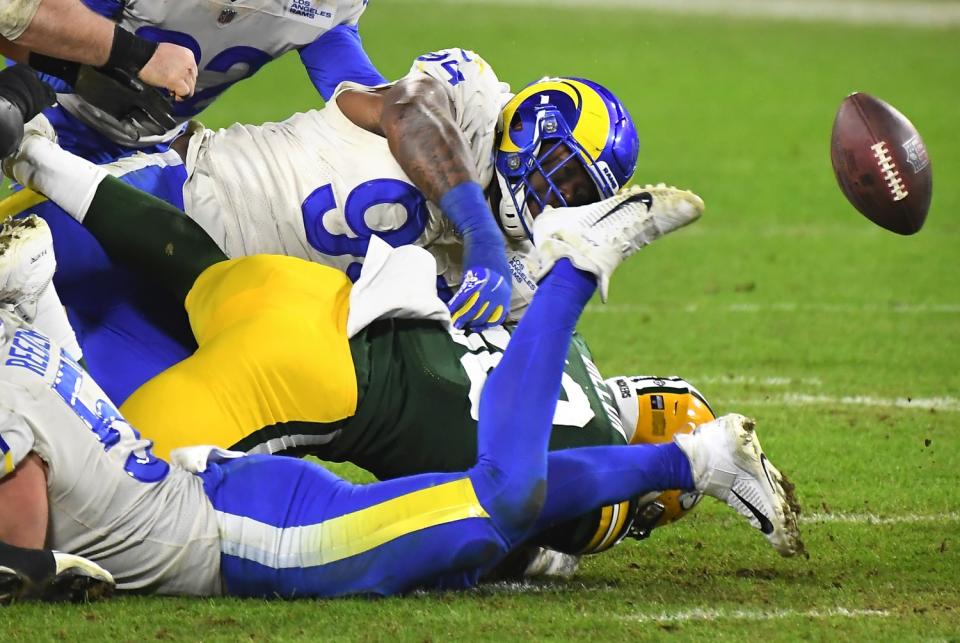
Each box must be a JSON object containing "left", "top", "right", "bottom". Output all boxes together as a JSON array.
[
  {"left": 902, "top": 135, "right": 930, "bottom": 174},
  {"left": 218, "top": 8, "right": 237, "bottom": 24}
]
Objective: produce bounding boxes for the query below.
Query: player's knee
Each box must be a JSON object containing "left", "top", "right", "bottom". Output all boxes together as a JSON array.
[{"left": 487, "top": 476, "right": 547, "bottom": 542}]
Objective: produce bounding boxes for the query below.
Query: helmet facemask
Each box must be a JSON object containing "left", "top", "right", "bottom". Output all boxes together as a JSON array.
[
  {"left": 496, "top": 108, "right": 606, "bottom": 240},
  {"left": 495, "top": 78, "right": 638, "bottom": 241}
]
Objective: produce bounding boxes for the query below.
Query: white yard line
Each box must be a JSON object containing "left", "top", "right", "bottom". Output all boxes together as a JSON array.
[
  {"left": 696, "top": 374, "right": 824, "bottom": 387},
  {"left": 585, "top": 302, "right": 960, "bottom": 315},
  {"left": 801, "top": 512, "right": 960, "bottom": 525},
  {"left": 620, "top": 606, "right": 891, "bottom": 624},
  {"left": 389, "top": 0, "right": 960, "bottom": 28},
  {"left": 729, "top": 393, "right": 960, "bottom": 412}
]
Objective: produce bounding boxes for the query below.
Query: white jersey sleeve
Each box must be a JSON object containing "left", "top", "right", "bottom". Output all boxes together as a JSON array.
[
  {"left": 0, "top": 0, "right": 40, "bottom": 40},
  {"left": 329, "top": 47, "right": 511, "bottom": 189}
]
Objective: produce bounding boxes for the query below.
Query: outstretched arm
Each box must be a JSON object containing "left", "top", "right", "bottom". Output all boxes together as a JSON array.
[
  {"left": 298, "top": 23, "right": 385, "bottom": 101},
  {"left": 1, "top": 0, "right": 112, "bottom": 64}
]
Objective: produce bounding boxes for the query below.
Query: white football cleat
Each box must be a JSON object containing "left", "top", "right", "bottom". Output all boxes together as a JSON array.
[
  {"left": 0, "top": 214, "right": 56, "bottom": 322},
  {"left": 533, "top": 184, "right": 704, "bottom": 301},
  {"left": 674, "top": 414, "right": 804, "bottom": 557},
  {"left": 2, "top": 113, "right": 57, "bottom": 182},
  {"left": 522, "top": 548, "right": 580, "bottom": 580}
]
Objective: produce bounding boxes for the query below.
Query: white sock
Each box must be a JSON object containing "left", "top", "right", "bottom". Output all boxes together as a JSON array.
[{"left": 6, "top": 136, "right": 108, "bottom": 224}]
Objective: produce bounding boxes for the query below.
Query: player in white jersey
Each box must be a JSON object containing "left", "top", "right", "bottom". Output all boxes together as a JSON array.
[
  {"left": 20, "top": 47, "right": 638, "bottom": 317},
  {"left": 181, "top": 48, "right": 518, "bottom": 314},
  {"left": 0, "top": 311, "right": 223, "bottom": 596},
  {"left": 0, "top": 221, "right": 221, "bottom": 597},
  {"left": 5, "top": 48, "right": 641, "bottom": 404},
  {"left": 36, "top": 0, "right": 383, "bottom": 161}
]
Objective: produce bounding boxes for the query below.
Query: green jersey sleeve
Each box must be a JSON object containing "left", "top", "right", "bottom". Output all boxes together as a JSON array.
[{"left": 319, "top": 320, "right": 628, "bottom": 478}]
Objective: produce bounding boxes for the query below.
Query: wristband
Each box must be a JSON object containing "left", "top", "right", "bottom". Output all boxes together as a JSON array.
[
  {"left": 27, "top": 53, "right": 80, "bottom": 87},
  {"left": 102, "top": 24, "right": 158, "bottom": 77}
]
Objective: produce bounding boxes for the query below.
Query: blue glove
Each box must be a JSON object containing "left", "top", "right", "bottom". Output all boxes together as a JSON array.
[
  {"left": 440, "top": 182, "right": 511, "bottom": 330},
  {"left": 448, "top": 266, "right": 510, "bottom": 330}
]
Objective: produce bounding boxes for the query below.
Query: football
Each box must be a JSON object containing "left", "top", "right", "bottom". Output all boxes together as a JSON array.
[{"left": 830, "top": 92, "right": 932, "bottom": 235}]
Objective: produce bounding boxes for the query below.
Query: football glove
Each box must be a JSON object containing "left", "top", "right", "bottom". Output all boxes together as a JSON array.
[
  {"left": 0, "top": 65, "right": 56, "bottom": 158},
  {"left": 73, "top": 65, "right": 177, "bottom": 140},
  {"left": 447, "top": 266, "right": 509, "bottom": 330}
]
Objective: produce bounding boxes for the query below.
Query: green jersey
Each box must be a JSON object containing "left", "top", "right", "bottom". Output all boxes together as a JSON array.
[
  {"left": 320, "top": 319, "right": 629, "bottom": 478},
  {"left": 233, "top": 318, "right": 638, "bottom": 556}
]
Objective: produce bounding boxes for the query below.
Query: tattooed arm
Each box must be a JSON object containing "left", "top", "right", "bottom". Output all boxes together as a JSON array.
[
  {"left": 337, "top": 77, "right": 511, "bottom": 329},
  {"left": 337, "top": 75, "right": 477, "bottom": 203}
]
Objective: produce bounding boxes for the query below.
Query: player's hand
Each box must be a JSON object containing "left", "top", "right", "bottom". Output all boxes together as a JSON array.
[
  {"left": 448, "top": 267, "right": 510, "bottom": 330},
  {"left": 137, "top": 43, "right": 197, "bottom": 99}
]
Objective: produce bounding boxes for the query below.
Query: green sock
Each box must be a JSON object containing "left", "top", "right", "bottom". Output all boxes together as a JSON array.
[{"left": 84, "top": 176, "right": 228, "bottom": 303}]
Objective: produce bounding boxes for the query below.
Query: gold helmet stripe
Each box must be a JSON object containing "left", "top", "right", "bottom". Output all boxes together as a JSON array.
[
  {"left": 498, "top": 78, "right": 611, "bottom": 161},
  {"left": 580, "top": 499, "right": 632, "bottom": 555}
]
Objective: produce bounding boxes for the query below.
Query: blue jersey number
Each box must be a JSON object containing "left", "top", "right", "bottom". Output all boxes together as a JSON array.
[
  {"left": 135, "top": 27, "right": 272, "bottom": 117},
  {"left": 52, "top": 343, "right": 169, "bottom": 483},
  {"left": 301, "top": 179, "right": 430, "bottom": 281},
  {"left": 416, "top": 50, "right": 472, "bottom": 87}
]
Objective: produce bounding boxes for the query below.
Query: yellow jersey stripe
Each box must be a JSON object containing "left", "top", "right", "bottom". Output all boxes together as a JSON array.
[
  {"left": 218, "top": 477, "right": 490, "bottom": 568},
  {"left": 3, "top": 451, "right": 14, "bottom": 476},
  {"left": 0, "top": 188, "right": 47, "bottom": 223}
]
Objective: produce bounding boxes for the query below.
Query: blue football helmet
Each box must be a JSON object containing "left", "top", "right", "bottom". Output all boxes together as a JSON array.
[{"left": 494, "top": 77, "right": 640, "bottom": 240}]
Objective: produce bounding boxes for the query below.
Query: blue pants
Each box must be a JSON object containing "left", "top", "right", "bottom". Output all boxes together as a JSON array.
[{"left": 199, "top": 261, "right": 695, "bottom": 597}]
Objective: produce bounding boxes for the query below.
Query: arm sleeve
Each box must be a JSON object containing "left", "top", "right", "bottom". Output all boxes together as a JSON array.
[
  {"left": 0, "top": 402, "right": 37, "bottom": 479},
  {"left": 298, "top": 23, "right": 386, "bottom": 102}
]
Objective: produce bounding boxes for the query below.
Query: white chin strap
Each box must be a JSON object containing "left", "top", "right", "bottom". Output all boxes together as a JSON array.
[{"left": 495, "top": 170, "right": 534, "bottom": 241}]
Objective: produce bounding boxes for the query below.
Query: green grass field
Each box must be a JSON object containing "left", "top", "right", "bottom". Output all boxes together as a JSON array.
[{"left": 2, "top": 1, "right": 959, "bottom": 640}]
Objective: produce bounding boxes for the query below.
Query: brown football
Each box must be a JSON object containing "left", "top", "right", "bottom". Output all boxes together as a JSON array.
[{"left": 830, "top": 92, "right": 932, "bottom": 235}]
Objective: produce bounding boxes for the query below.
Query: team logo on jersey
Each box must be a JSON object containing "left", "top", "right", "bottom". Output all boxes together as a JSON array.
[
  {"left": 218, "top": 8, "right": 237, "bottom": 24},
  {"left": 284, "top": 0, "right": 336, "bottom": 27}
]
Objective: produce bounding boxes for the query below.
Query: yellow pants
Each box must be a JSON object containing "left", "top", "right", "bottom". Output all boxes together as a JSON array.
[{"left": 121, "top": 255, "right": 359, "bottom": 460}]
